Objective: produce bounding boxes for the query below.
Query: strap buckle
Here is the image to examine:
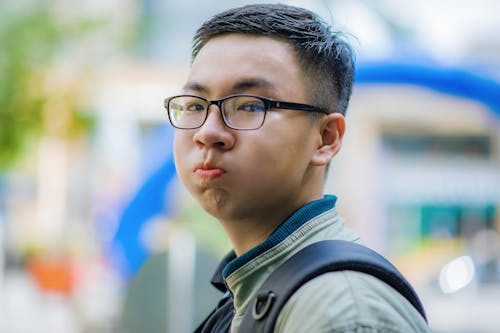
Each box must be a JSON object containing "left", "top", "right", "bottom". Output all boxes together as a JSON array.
[{"left": 252, "top": 291, "right": 276, "bottom": 321}]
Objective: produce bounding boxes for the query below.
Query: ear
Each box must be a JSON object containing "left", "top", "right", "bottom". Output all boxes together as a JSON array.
[{"left": 310, "top": 113, "right": 345, "bottom": 166}]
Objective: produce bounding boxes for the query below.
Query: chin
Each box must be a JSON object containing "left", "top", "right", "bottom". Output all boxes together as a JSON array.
[{"left": 197, "top": 189, "right": 230, "bottom": 215}]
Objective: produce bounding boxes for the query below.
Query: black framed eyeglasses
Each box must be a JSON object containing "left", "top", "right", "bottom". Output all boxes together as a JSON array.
[{"left": 164, "top": 94, "right": 328, "bottom": 130}]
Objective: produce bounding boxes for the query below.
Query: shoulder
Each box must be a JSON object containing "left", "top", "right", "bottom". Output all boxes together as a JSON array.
[{"left": 275, "top": 271, "right": 430, "bottom": 333}]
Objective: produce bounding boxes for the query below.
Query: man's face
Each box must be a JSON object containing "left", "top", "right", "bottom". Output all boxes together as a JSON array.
[{"left": 173, "top": 34, "right": 325, "bottom": 223}]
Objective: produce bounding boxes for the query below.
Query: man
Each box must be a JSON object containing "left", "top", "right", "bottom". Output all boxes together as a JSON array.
[{"left": 165, "top": 3, "right": 431, "bottom": 332}]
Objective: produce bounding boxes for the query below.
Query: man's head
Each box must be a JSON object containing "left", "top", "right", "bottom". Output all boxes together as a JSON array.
[
  {"left": 192, "top": 3, "right": 355, "bottom": 115},
  {"left": 169, "top": 4, "right": 352, "bottom": 247}
]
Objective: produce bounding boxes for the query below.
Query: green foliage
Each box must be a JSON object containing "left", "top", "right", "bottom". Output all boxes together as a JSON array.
[{"left": 0, "top": 1, "right": 96, "bottom": 171}]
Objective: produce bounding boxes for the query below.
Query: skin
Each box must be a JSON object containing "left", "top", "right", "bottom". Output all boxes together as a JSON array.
[{"left": 173, "top": 34, "right": 345, "bottom": 255}]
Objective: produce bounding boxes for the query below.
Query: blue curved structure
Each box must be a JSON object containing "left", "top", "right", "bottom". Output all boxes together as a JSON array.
[
  {"left": 107, "top": 125, "right": 178, "bottom": 278},
  {"left": 109, "top": 61, "right": 500, "bottom": 278},
  {"left": 355, "top": 61, "right": 500, "bottom": 116}
]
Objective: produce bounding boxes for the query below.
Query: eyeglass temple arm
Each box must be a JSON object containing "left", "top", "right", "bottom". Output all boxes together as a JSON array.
[{"left": 272, "top": 101, "right": 329, "bottom": 114}]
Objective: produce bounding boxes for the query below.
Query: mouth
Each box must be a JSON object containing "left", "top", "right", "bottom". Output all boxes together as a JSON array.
[{"left": 194, "top": 163, "right": 226, "bottom": 180}]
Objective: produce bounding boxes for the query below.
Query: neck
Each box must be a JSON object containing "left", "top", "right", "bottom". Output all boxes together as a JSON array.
[
  {"left": 218, "top": 167, "right": 327, "bottom": 256},
  {"left": 221, "top": 214, "right": 287, "bottom": 256},
  {"left": 219, "top": 194, "right": 337, "bottom": 279},
  {"left": 219, "top": 193, "right": 324, "bottom": 256}
]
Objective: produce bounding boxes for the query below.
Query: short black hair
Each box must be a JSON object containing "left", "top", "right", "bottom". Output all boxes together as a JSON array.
[{"left": 192, "top": 3, "right": 355, "bottom": 115}]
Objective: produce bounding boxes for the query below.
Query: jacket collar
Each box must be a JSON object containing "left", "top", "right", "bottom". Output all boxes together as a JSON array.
[{"left": 210, "top": 195, "right": 337, "bottom": 290}]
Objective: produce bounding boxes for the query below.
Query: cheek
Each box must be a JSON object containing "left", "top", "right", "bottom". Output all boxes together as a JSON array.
[
  {"left": 173, "top": 136, "right": 182, "bottom": 166},
  {"left": 240, "top": 138, "right": 305, "bottom": 182},
  {"left": 173, "top": 134, "right": 191, "bottom": 178}
]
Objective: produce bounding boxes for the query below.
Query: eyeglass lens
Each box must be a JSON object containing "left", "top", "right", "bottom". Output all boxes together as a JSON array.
[{"left": 168, "top": 96, "right": 266, "bottom": 129}]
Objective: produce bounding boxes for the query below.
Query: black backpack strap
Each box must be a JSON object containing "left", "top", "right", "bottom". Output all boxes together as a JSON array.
[{"left": 238, "top": 240, "right": 427, "bottom": 333}]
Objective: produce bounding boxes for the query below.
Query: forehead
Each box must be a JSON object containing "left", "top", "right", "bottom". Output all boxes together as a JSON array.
[{"left": 186, "top": 34, "right": 307, "bottom": 100}]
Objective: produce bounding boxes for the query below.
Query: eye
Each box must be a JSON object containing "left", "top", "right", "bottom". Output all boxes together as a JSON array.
[
  {"left": 237, "top": 101, "right": 265, "bottom": 113},
  {"left": 185, "top": 102, "right": 205, "bottom": 111}
]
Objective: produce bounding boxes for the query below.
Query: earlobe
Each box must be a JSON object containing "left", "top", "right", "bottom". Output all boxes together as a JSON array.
[{"left": 310, "top": 113, "right": 345, "bottom": 166}]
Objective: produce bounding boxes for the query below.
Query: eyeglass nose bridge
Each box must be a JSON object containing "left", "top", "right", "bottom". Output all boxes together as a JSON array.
[
  {"left": 201, "top": 98, "right": 229, "bottom": 127},
  {"left": 205, "top": 98, "right": 227, "bottom": 112}
]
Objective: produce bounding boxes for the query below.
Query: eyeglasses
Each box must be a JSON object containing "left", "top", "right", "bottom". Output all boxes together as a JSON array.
[{"left": 164, "top": 94, "right": 328, "bottom": 130}]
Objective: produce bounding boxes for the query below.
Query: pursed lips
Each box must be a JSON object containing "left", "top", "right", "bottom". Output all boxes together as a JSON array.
[{"left": 194, "top": 163, "right": 226, "bottom": 180}]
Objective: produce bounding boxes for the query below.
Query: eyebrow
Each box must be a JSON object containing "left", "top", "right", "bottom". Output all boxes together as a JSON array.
[
  {"left": 182, "top": 82, "right": 207, "bottom": 93},
  {"left": 182, "top": 77, "right": 277, "bottom": 96}
]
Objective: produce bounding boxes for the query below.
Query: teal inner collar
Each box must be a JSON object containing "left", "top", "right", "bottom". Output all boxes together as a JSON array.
[{"left": 222, "top": 195, "right": 337, "bottom": 278}]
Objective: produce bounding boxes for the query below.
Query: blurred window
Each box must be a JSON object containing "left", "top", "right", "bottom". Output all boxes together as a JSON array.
[{"left": 382, "top": 133, "right": 492, "bottom": 160}]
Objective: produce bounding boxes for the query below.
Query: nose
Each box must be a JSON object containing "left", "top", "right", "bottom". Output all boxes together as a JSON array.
[{"left": 192, "top": 105, "right": 235, "bottom": 149}]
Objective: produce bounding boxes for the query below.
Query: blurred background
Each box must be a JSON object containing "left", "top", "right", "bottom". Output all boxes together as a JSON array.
[{"left": 1, "top": 0, "right": 499, "bottom": 332}]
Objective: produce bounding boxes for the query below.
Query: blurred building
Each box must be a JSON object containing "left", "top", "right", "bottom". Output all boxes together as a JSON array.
[
  {"left": 330, "top": 65, "right": 500, "bottom": 256},
  {"left": 326, "top": 63, "right": 500, "bottom": 332}
]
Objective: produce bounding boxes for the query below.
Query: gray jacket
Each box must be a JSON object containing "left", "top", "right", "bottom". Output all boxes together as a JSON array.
[{"left": 219, "top": 195, "right": 431, "bottom": 332}]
